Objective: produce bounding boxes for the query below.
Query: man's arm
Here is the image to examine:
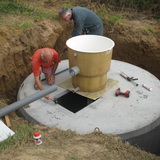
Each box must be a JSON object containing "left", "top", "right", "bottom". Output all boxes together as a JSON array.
[
  {"left": 35, "top": 76, "right": 51, "bottom": 99},
  {"left": 52, "top": 62, "right": 59, "bottom": 74},
  {"left": 72, "top": 20, "right": 84, "bottom": 37},
  {"left": 35, "top": 76, "right": 44, "bottom": 90},
  {"left": 47, "top": 62, "right": 59, "bottom": 84}
]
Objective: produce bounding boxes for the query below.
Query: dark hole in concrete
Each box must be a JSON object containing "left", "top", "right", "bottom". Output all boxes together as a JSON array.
[{"left": 57, "top": 92, "right": 97, "bottom": 113}]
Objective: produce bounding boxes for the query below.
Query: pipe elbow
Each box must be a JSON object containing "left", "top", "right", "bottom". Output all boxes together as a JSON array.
[
  {"left": 72, "top": 87, "right": 80, "bottom": 93},
  {"left": 69, "top": 66, "right": 80, "bottom": 76}
]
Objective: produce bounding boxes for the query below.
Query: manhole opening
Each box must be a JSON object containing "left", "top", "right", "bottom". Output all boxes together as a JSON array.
[{"left": 57, "top": 92, "right": 97, "bottom": 113}]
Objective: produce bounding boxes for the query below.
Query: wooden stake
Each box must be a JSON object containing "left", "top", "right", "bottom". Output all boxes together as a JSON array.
[{"left": 4, "top": 115, "right": 11, "bottom": 128}]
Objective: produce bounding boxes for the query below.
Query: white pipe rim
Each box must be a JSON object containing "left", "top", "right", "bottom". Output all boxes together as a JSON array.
[{"left": 66, "top": 35, "right": 115, "bottom": 53}]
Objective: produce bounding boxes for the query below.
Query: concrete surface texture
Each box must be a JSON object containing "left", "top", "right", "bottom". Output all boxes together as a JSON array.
[{"left": 17, "top": 60, "right": 160, "bottom": 140}]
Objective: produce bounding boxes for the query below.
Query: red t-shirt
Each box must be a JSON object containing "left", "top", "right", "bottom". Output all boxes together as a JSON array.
[{"left": 30, "top": 48, "right": 61, "bottom": 77}]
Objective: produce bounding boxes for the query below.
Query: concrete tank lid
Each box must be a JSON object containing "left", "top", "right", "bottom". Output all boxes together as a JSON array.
[
  {"left": 17, "top": 60, "right": 160, "bottom": 140},
  {"left": 66, "top": 35, "right": 115, "bottom": 53}
]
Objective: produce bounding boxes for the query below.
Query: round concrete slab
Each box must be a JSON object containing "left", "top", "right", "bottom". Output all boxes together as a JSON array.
[{"left": 17, "top": 60, "right": 160, "bottom": 139}]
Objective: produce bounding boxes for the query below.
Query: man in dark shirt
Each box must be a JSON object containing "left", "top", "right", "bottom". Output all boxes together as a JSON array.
[{"left": 58, "top": 7, "right": 103, "bottom": 37}]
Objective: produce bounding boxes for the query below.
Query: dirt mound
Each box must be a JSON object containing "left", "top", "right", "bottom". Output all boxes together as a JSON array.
[{"left": 0, "top": 125, "right": 160, "bottom": 160}]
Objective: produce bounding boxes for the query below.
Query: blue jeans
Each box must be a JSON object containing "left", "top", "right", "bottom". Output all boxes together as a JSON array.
[{"left": 84, "top": 24, "right": 103, "bottom": 36}]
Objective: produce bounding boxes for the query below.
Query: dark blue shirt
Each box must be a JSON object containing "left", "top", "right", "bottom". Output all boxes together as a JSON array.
[{"left": 71, "top": 7, "right": 103, "bottom": 36}]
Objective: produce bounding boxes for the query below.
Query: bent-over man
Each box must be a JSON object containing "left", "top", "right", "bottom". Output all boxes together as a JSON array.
[
  {"left": 58, "top": 7, "right": 103, "bottom": 37},
  {"left": 30, "top": 48, "right": 61, "bottom": 99}
]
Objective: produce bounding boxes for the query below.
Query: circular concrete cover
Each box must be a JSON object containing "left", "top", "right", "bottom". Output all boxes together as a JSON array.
[{"left": 17, "top": 60, "right": 160, "bottom": 139}]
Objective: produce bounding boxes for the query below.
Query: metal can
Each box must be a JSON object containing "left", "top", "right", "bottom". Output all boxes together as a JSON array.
[{"left": 33, "top": 132, "right": 42, "bottom": 145}]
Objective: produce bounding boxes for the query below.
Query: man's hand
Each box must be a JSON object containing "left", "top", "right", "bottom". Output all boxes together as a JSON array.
[
  {"left": 45, "top": 95, "right": 52, "bottom": 100},
  {"left": 35, "top": 76, "right": 44, "bottom": 90},
  {"left": 62, "top": 45, "right": 68, "bottom": 53}
]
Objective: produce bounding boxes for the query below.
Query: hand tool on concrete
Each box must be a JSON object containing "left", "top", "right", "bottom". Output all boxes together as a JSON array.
[
  {"left": 48, "top": 90, "right": 70, "bottom": 104},
  {"left": 115, "top": 88, "right": 130, "bottom": 98},
  {"left": 72, "top": 87, "right": 80, "bottom": 93},
  {"left": 142, "top": 84, "right": 152, "bottom": 91},
  {"left": 120, "top": 72, "right": 138, "bottom": 86},
  {"left": 49, "top": 98, "right": 58, "bottom": 104}
]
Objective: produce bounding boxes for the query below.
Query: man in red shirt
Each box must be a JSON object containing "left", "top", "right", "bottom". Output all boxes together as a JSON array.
[{"left": 30, "top": 48, "right": 61, "bottom": 99}]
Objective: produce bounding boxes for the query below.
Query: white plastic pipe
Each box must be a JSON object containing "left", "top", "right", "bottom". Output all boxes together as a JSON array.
[
  {"left": 0, "top": 85, "right": 57, "bottom": 117},
  {"left": 66, "top": 35, "right": 115, "bottom": 53},
  {"left": 72, "top": 87, "right": 80, "bottom": 93},
  {"left": 69, "top": 66, "right": 80, "bottom": 76}
]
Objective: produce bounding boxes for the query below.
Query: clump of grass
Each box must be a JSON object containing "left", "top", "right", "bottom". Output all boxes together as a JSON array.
[
  {"left": 7, "top": 21, "right": 33, "bottom": 30},
  {"left": 18, "top": 21, "right": 33, "bottom": 30},
  {"left": 0, "top": 124, "right": 34, "bottom": 151},
  {"left": 67, "top": 154, "right": 80, "bottom": 160},
  {"left": 107, "top": 14, "right": 121, "bottom": 26},
  {"left": 62, "top": 2, "right": 73, "bottom": 8},
  {"left": 145, "top": 25, "right": 154, "bottom": 33},
  {"left": 97, "top": 7, "right": 121, "bottom": 27}
]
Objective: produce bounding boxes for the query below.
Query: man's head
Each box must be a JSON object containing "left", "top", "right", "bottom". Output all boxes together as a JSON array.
[
  {"left": 58, "top": 7, "right": 72, "bottom": 21},
  {"left": 40, "top": 49, "right": 53, "bottom": 62}
]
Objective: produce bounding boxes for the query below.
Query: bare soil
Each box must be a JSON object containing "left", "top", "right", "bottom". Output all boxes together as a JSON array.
[
  {"left": 1, "top": 125, "right": 160, "bottom": 160},
  {"left": 0, "top": 0, "right": 160, "bottom": 160}
]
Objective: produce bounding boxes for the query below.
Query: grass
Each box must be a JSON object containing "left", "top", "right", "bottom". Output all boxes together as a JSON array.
[
  {"left": 7, "top": 20, "right": 33, "bottom": 30},
  {"left": 67, "top": 154, "right": 80, "bottom": 160},
  {"left": 0, "top": 124, "right": 33, "bottom": 151},
  {"left": 0, "top": 0, "right": 56, "bottom": 30},
  {"left": 0, "top": 1, "right": 56, "bottom": 19},
  {"left": 145, "top": 25, "right": 154, "bottom": 33},
  {"left": 97, "top": 7, "right": 122, "bottom": 27},
  {"left": 62, "top": 2, "right": 73, "bottom": 8},
  {"left": 107, "top": 14, "right": 122, "bottom": 26}
]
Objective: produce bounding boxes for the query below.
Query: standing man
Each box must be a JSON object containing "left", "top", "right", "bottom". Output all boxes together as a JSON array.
[
  {"left": 58, "top": 7, "right": 103, "bottom": 37},
  {"left": 30, "top": 48, "right": 61, "bottom": 99}
]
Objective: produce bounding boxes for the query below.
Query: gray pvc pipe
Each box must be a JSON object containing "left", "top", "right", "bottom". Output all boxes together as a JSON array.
[
  {"left": 69, "top": 66, "right": 80, "bottom": 76},
  {"left": 0, "top": 85, "right": 57, "bottom": 117}
]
